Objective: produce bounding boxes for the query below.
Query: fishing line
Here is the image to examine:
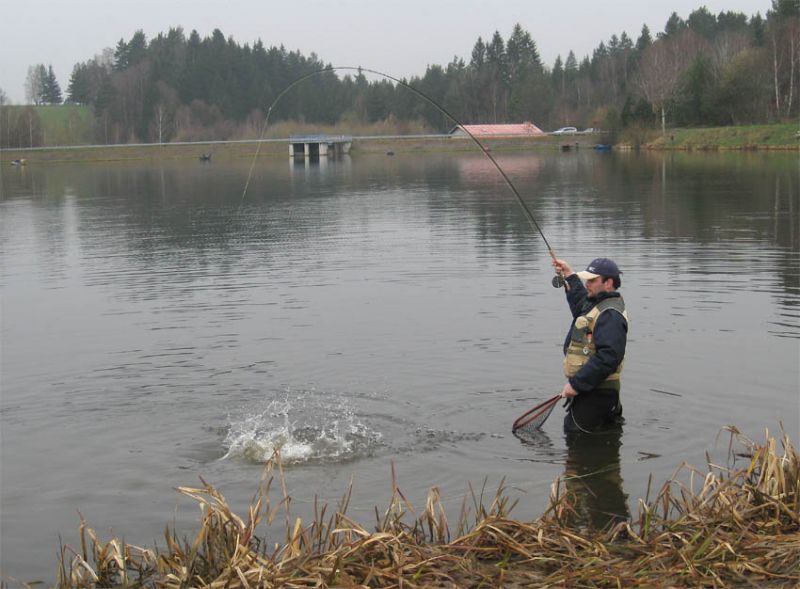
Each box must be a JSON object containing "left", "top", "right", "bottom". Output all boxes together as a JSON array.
[{"left": 239, "top": 65, "right": 565, "bottom": 285}]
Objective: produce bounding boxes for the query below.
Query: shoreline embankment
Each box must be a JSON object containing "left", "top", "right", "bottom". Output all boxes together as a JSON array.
[
  {"left": 0, "top": 135, "right": 593, "bottom": 164},
  {"left": 2, "top": 123, "right": 798, "bottom": 164}
]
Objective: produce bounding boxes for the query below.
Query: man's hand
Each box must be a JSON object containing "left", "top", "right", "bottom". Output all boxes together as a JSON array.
[
  {"left": 560, "top": 382, "right": 578, "bottom": 398},
  {"left": 552, "top": 259, "right": 574, "bottom": 277}
]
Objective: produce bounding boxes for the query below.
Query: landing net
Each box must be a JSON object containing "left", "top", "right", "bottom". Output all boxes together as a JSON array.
[{"left": 512, "top": 394, "right": 560, "bottom": 433}]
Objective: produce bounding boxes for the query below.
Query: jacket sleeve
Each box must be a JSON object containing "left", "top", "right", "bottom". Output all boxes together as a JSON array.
[
  {"left": 569, "top": 309, "right": 627, "bottom": 393},
  {"left": 565, "top": 274, "right": 588, "bottom": 318}
]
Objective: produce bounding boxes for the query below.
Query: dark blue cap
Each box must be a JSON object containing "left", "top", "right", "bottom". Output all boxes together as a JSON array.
[{"left": 576, "top": 258, "right": 621, "bottom": 280}]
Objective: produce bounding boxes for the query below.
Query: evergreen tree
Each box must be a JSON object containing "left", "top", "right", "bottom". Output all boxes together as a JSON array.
[
  {"left": 486, "top": 31, "right": 507, "bottom": 71},
  {"left": 506, "top": 23, "right": 541, "bottom": 76},
  {"left": 594, "top": 41, "right": 608, "bottom": 60},
  {"left": 552, "top": 55, "right": 564, "bottom": 92},
  {"left": 66, "top": 56, "right": 111, "bottom": 106},
  {"left": 179, "top": 29, "right": 205, "bottom": 102},
  {"left": 113, "top": 38, "right": 129, "bottom": 71},
  {"left": 750, "top": 14, "right": 766, "bottom": 46},
  {"left": 67, "top": 64, "right": 91, "bottom": 104},
  {"left": 565, "top": 51, "right": 578, "bottom": 75},
  {"left": 608, "top": 34, "right": 620, "bottom": 54},
  {"left": 717, "top": 11, "right": 749, "bottom": 32},
  {"left": 673, "top": 55, "right": 716, "bottom": 124},
  {"left": 486, "top": 31, "right": 508, "bottom": 121},
  {"left": 126, "top": 31, "right": 148, "bottom": 67},
  {"left": 636, "top": 24, "right": 653, "bottom": 52},
  {"left": 42, "top": 65, "right": 62, "bottom": 104},
  {"left": 470, "top": 37, "right": 486, "bottom": 67},
  {"left": 664, "top": 12, "right": 687, "bottom": 36},
  {"left": 687, "top": 7, "right": 717, "bottom": 38},
  {"left": 113, "top": 30, "right": 148, "bottom": 72},
  {"left": 416, "top": 64, "right": 450, "bottom": 128},
  {"left": 769, "top": 0, "right": 800, "bottom": 18},
  {"left": 94, "top": 74, "right": 116, "bottom": 112}
]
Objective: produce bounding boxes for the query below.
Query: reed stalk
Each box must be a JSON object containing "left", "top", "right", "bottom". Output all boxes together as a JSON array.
[{"left": 48, "top": 427, "right": 798, "bottom": 588}]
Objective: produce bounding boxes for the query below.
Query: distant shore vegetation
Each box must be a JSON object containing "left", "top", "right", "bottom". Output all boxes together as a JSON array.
[{"left": 1, "top": 1, "right": 798, "bottom": 149}]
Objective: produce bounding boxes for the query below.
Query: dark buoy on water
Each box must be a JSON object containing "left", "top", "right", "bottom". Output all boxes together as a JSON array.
[
  {"left": 200, "top": 153, "right": 212, "bottom": 161},
  {"left": 386, "top": 151, "right": 395, "bottom": 156}
]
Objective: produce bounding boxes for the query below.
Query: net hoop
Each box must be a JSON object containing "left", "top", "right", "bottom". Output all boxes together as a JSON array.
[{"left": 512, "top": 394, "right": 561, "bottom": 432}]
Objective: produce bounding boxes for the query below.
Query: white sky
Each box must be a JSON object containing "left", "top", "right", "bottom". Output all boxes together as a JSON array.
[{"left": 0, "top": 0, "right": 770, "bottom": 103}]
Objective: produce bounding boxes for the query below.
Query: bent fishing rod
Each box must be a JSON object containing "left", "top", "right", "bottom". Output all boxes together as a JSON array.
[{"left": 240, "top": 65, "right": 566, "bottom": 288}]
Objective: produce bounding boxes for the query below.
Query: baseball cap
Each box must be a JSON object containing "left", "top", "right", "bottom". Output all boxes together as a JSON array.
[{"left": 576, "top": 258, "right": 622, "bottom": 280}]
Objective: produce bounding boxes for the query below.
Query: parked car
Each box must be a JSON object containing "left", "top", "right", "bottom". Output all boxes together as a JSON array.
[
  {"left": 580, "top": 127, "right": 595, "bottom": 134},
  {"left": 551, "top": 126, "right": 577, "bottom": 135}
]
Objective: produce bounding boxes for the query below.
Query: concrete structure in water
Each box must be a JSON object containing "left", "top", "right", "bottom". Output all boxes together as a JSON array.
[{"left": 289, "top": 135, "right": 352, "bottom": 158}]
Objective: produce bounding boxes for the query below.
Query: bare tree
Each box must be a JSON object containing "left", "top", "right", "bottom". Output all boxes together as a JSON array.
[
  {"left": 151, "top": 81, "right": 178, "bottom": 143},
  {"left": 97, "top": 47, "right": 115, "bottom": 69},
  {"left": 0, "top": 87, "right": 10, "bottom": 147},
  {"left": 635, "top": 31, "right": 707, "bottom": 135},
  {"left": 111, "top": 61, "right": 149, "bottom": 142},
  {"left": 784, "top": 18, "right": 799, "bottom": 116},
  {"left": 711, "top": 31, "right": 752, "bottom": 73},
  {"left": 772, "top": 28, "right": 783, "bottom": 114},
  {"left": 28, "top": 109, "right": 34, "bottom": 145},
  {"left": 769, "top": 15, "right": 800, "bottom": 118},
  {"left": 25, "top": 64, "right": 45, "bottom": 104}
]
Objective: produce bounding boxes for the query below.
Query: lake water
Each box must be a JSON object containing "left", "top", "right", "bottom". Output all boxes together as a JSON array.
[{"left": 1, "top": 150, "right": 798, "bottom": 582}]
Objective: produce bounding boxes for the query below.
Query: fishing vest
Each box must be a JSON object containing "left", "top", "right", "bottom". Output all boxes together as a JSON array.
[{"left": 563, "top": 296, "right": 628, "bottom": 390}]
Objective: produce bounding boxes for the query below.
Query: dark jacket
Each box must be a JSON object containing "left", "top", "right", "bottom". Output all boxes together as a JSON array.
[{"left": 562, "top": 274, "right": 627, "bottom": 394}]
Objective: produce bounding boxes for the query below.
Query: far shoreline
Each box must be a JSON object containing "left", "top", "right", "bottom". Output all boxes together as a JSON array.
[{"left": 2, "top": 123, "right": 798, "bottom": 164}]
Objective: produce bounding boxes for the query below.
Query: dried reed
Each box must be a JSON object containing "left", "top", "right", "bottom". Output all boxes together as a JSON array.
[{"left": 51, "top": 427, "right": 798, "bottom": 588}]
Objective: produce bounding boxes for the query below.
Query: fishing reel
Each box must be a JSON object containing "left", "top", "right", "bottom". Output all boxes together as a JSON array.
[{"left": 552, "top": 274, "right": 566, "bottom": 288}]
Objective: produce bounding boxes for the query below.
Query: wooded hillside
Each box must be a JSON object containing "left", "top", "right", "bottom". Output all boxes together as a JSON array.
[{"left": 2, "top": 1, "right": 797, "bottom": 147}]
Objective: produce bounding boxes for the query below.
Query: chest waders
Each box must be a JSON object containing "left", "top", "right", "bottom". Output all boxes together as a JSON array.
[{"left": 563, "top": 297, "right": 628, "bottom": 392}]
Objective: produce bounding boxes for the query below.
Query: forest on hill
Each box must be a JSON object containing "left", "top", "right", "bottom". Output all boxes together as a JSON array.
[{"left": 1, "top": 0, "right": 797, "bottom": 148}]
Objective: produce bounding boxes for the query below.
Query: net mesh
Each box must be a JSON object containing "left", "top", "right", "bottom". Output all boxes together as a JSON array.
[{"left": 512, "top": 394, "right": 560, "bottom": 433}]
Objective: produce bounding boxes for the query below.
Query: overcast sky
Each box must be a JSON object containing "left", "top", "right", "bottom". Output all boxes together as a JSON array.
[{"left": 1, "top": 0, "right": 770, "bottom": 103}]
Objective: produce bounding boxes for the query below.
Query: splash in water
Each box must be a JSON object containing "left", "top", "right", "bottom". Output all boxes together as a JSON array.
[{"left": 222, "top": 390, "right": 382, "bottom": 465}]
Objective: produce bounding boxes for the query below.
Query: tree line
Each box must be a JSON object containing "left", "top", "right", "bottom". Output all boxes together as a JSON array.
[{"left": 1, "top": 1, "right": 798, "bottom": 148}]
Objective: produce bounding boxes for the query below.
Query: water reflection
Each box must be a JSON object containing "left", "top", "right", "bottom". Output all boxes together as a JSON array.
[
  {"left": 563, "top": 428, "right": 629, "bottom": 530},
  {"left": 514, "top": 426, "right": 629, "bottom": 531}
]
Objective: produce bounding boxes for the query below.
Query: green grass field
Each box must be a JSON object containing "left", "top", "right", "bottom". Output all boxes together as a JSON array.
[
  {"left": 648, "top": 122, "right": 800, "bottom": 149},
  {"left": 1, "top": 104, "right": 96, "bottom": 147},
  {"left": 32, "top": 104, "right": 94, "bottom": 145}
]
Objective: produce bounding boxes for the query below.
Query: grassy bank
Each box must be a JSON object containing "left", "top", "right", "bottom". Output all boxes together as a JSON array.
[
  {"left": 3, "top": 122, "right": 797, "bottom": 165},
  {"left": 49, "top": 427, "right": 799, "bottom": 588},
  {"left": 0, "top": 140, "right": 290, "bottom": 164},
  {"left": 0, "top": 134, "right": 592, "bottom": 164},
  {"left": 36, "top": 105, "right": 95, "bottom": 146},
  {"left": 620, "top": 122, "right": 800, "bottom": 150},
  {"left": 1, "top": 105, "right": 95, "bottom": 147}
]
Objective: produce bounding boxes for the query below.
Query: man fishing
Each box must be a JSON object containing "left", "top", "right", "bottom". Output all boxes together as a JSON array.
[{"left": 552, "top": 257, "right": 628, "bottom": 433}]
